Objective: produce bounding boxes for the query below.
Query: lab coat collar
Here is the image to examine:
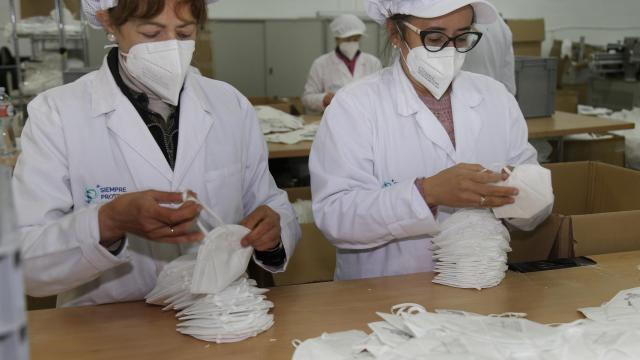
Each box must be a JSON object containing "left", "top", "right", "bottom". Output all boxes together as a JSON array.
[
  {"left": 391, "top": 60, "right": 484, "bottom": 162},
  {"left": 391, "top": 60, "right": 483, "bottom": 117},
  {"left": 90, "top": 56, "right": 216, "bottom": 185}
]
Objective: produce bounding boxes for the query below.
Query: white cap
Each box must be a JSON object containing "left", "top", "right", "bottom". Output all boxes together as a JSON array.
[
  {"left": 82, "top": 0, "right": 220, "bottom": 29},
  {"left": 365, "top": 0, "right": 498, "bottom": 25},
  {"left": 330, "top": 14, "right": 367, "bottom": 39}
]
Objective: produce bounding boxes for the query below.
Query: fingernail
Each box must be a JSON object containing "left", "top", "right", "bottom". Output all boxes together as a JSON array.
[{"left": 513, "top": 189, "right": 519, "bottom": 195}]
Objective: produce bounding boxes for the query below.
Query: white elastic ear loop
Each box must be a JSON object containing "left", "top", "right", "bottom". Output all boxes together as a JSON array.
[
  {"left": 182, "top": 191, "right": 225, "bottom": 233},
  {"left": 391, "top": 303, "right": 427, "bottom": 316}
]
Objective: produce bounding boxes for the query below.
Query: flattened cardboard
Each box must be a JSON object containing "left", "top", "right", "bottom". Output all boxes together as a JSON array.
[
  {"left": 507, "top": 19, "right": 546, "bottom": 42},
  {"left": 572, "top": 211, "right": 640, "bottom": 256},
  {"left": 563, "top": 135, "right": 625, "bottom": 168},
  {"left": 507, "top": 19, "right": 545, "bottom": 57},
  {"left": 275, "top": 187, "right": 335, "bottom": 286}
]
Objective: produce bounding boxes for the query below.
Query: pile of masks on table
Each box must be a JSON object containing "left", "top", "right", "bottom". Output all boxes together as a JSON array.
[
  {"left": 145, "top": 194, "right": 274, "bottom": 343},
  {"left": 431, "top": 164, "right": 553, "bottom": 290},
  {"left": 254, "top": 105, "right": 319, "bottom": 145},
  {"left": 432, "top": 209, "right": 511, "bottom": 290},
  {"left": 293, "top": 288, "right": 640, "bottom": 359}
]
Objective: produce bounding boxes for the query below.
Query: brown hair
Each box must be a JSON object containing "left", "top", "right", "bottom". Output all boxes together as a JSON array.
[{"left": 108, "top": 0, "right": 208, "bottom": 27}]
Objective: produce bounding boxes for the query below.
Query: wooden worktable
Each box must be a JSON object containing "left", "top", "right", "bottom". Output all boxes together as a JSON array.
[
  {"left": 28, "top": 251, "right": 640, "bottom": 360},
  {"left": 267, "top": 115, "right": 320, "bottom": 159},
  {"left": 267, "top": 112, "right": 635, "bottom": 159},
  {"left": 527, "top": 111, "right": 635, "bottom": 139}
]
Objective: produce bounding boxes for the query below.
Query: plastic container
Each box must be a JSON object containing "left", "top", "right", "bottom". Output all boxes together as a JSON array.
[
  {"left": 515, "top": 57, "right": 558, "bottom": 118},
  {"left": 0, "top": 87, "right": 16, "bottom": 156}
]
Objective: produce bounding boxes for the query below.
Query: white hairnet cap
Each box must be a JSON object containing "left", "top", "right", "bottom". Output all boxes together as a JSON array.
[
  {"left": 365, "top": 0, "right": 498, "bottom": 25},
  {"left": 330, "top": 14, "right": 367, "bottom": 38},
  {"left": 82, "top": 0, "right": 219, "bottom": 29}
]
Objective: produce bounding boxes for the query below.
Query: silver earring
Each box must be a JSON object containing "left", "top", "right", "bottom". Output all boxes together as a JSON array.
[{"left": 107, "top": 33, "right": 117, "bottom": 43}]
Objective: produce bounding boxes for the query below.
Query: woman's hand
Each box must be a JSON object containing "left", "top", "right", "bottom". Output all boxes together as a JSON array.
[
  {"left": 98, "top": 190, "right": 204, "bottom": 248},
  {"left": 240, "top": 205, "right": 282, "bottom": 251},
  {"left": 418, "top": 163, "right": 519, "bottom": 208},
  {"left": 323, "top": 92, "right": 335, "bottom": 107}
]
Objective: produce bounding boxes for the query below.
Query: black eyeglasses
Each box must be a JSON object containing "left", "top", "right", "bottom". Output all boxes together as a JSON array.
[{"left": 402, "top": 22, "right": 483, "bottom": 53}]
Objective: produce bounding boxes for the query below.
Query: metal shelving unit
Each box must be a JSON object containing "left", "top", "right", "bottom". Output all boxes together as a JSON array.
[{"left": 3, "top": 0, "right": 89, "bottom": 97}]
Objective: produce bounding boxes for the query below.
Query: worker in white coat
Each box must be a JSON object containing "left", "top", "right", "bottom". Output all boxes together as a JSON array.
[
  {"left": 302, "top": 14, "right": 382, "bottom": 113},
  {"left": 13, "top": 0, "right": 300, "bottom": 307},
  {"left": 310, "top": 0, "right": 552, "bottom": 281},
  {"left": 463, "top": 15, "right": 516, "bottom": 95}
]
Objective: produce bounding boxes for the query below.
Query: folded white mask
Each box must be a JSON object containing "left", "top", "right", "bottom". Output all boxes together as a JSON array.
[
  {"left": 191, "top": 225, "right": 252, "bottom": 294},
  {"left": 183, "top": 193, "right": 254, "bottom": 295},
  {"left": 292, "top": 330, "right": 369, "bottom": 360},
  {"left": 493, "top": 164, "right": 554, "bottom": 220}
]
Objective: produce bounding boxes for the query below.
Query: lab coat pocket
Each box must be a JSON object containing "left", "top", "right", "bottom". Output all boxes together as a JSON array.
[{"left": 203, "top": 164, "right": 244, "bottom": 224}]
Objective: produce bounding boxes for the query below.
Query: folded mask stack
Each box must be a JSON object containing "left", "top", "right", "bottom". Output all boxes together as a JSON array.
[
  {"left": 431, "top": 209, "right": 511, "bottom": 290},
  {"left": 145, "top": 255, "right": 275, "bottom": 343},
  {"left": 255, "top": 106, "right": 304, "bottom": 135},
  {"left": 293, "top": 296, "right": 640, "bottom": 360},
  {"left": 264, "top": 123, "right": 320, "bottom": 145},
  {"left": 145, "top": 194, "right": 275, "bottom": 343}
]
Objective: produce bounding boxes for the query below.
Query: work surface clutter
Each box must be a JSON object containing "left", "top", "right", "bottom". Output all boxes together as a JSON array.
[{"left": 293, "top": 288, "right": 640, "bottom": 359}]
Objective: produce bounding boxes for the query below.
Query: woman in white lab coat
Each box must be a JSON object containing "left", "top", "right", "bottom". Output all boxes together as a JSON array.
[
  {"left": 13, "top": 0, "right": 300, "bottom": 307},
  {"left": 309, "top": 0, "right": 552, "bottom": 281},
  {"left": 302, "top": 14, "right": 382, "bottom": 113}
]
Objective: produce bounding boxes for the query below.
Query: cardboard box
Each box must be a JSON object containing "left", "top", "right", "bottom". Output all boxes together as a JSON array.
[
  {"left": 21, "top": 0, "right": 80, "bottom": 19},
  {"left": 506, "top": 19, "right": 545, "bottom": 57},
  {"left": 273, "top": 187, "right": 335, "bottom": 286},
  {"left": 562, "top": 134, "right": 625, "bottom": 167},
  {"left": 555, "top": 89, "right": 579, "bottom": 113},
  {"left": 193, "top": 26, "right": 215, "bottom": 79},
  {"left": 509, "top": 162, "right": 640, "bottom": 262}
]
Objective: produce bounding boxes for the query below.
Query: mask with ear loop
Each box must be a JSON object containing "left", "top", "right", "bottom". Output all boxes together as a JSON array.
[
  {"left": 394, "top": 22, "right": 466, "bottom": 100},
  {"left": 118, "top": 39, "right": 196, "bottom": 106}
]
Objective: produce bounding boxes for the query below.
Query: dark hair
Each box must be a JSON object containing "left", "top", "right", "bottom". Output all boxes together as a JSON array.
[{"left": 108, "top": 0, "right": 208, "bottom": 27}]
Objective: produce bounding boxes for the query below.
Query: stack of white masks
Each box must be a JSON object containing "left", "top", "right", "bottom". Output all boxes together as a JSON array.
[
  {"left": 264, "top": 123, "right": 319, "bottom": 145},
  {"left": 292, "top": 297, "right": 640, "bottom": 359},
  {"left": 431, "top": 209, "right": 511, "bottom": 289},
  {"left": 255, "top": 105, "right": 304, "bottom": 135},
  {"left": 145, "top": 194, "right": 274, "bottom": 343}
]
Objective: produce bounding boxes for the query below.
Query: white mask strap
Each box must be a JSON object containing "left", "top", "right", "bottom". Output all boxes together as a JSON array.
[
  {"left": 391, "top": 303, "right": 427, "bottom": 316},
  {"left": 182, "top": 191, "right": 225, "bottom": 232}
]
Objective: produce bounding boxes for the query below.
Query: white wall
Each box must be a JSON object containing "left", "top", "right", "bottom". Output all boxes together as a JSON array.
[{"left": 209, "top": 0, "right": 640, "bottom": 55}]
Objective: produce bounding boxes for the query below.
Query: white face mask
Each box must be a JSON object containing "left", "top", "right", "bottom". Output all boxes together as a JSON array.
[
  {"left": 402, "top": 44, "right": 466, "bottom": 100},
  {"left": 121, "top": 39, "right": 195, "bottom": 106},
  {"left": 492, "top": 165, "right": 555, "bottom": 221},
  {"left": 338, "top": 41, "right": 360, "bottom": 60},
  {"left": 292, "top": 330, "right": 369, "bottom": 360}
]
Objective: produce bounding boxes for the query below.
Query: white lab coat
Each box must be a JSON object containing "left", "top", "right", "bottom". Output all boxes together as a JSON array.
[
  {"left": 463, "top": 17, "right": 517, "bottom": 95},
  {"left": 302, "top": 51, "right": 382, "bottom": 113},
  {"left": 13, "top": 59, "right": 301, "bottom": 307},
  {"left": 309, "top": 60, "right": 550, "bottom": 281}
]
